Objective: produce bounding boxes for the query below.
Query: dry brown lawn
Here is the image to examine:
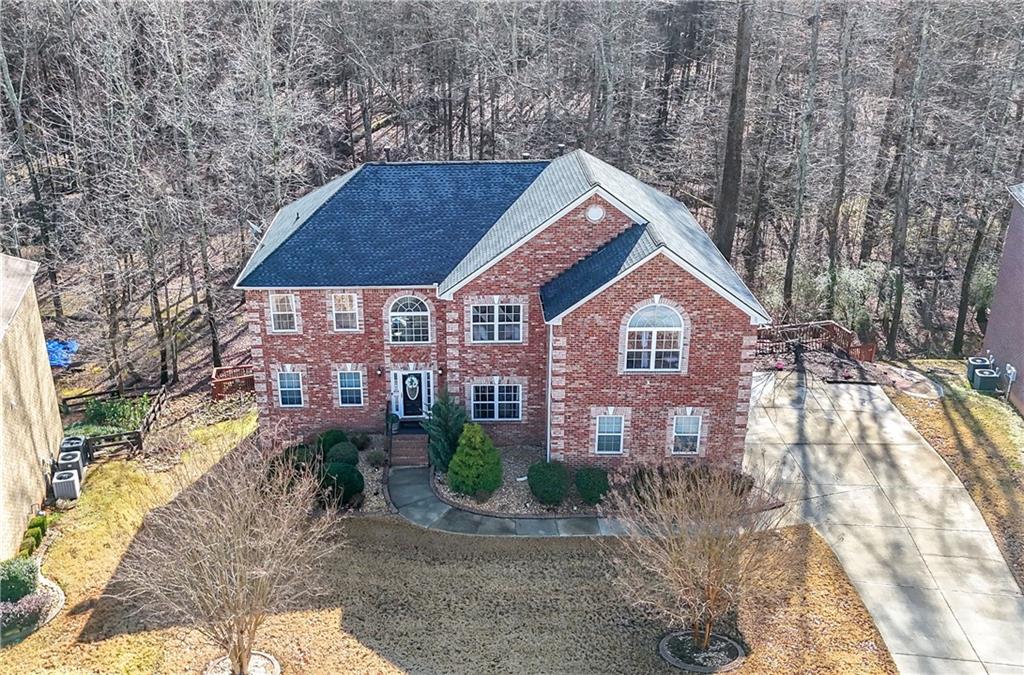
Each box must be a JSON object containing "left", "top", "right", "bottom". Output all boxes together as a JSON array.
[
  {"left": 2, "top": 417, "right": 894, "bottom": 674},
  {"left": 886, "top": 359, "right": 1024, "bottom": 587}
]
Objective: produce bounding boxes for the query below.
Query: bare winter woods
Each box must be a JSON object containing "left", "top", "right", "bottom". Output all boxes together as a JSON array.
[{"left": 1, "top": 1, "right": 1022, "bottom": 387}]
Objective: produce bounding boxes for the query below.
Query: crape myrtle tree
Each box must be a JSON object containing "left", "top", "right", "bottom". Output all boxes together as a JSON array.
[
  {"left": 606, "top": 461, "right": 792, "bottom": 652},
  {"left": 114, "top": 437, "right": 343, "bottom": 675}
]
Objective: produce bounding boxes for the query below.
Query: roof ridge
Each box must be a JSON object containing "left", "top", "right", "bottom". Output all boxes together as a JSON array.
[
  {"left": 573, "top": 149, "right": 597, "bottom": 187},
  {"left": 365, "top": 158, "right": 551, "bottom": 166}
]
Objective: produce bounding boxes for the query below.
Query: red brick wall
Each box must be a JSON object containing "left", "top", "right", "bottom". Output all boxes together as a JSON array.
[
  {"left": 447, "top": 194, "right": 634, "bottom": 446},
  {"left": 248, "top": 194, "right": 757, "bottom": 466},
  {"left": 551, "top": 253, "right": 756, "bottom": 469}
]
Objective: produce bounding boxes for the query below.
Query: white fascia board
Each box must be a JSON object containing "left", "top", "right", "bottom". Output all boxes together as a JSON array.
[
  {"left": 438, "top": 186, "right": 644, "bottom": 300},
  {"left": 545, "top": 248, "right": 771, "bottom": 326}
]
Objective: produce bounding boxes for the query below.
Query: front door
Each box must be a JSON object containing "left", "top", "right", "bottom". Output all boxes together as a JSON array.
[{"left": 401, "top": 372, "right": 424, "bottom": 417}]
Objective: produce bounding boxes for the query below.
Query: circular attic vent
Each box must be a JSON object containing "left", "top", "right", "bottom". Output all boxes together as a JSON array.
[{"left": 585, "top": 204, "right": 606, "bottom": 223}]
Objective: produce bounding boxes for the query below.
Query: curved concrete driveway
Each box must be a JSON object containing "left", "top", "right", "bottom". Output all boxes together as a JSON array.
[{"left": 745, "top": 370, "right": 1024, "bottom": 675}]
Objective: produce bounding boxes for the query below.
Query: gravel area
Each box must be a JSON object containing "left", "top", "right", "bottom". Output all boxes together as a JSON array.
[
  {"left": 435, "top": 445, "right": 599, "bottom": 516},
  {"left": 354, "top": 440, "right": 388, "bottom": 514}
]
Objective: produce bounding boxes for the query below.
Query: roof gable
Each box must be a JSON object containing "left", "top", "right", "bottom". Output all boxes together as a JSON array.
[{"left": 236, "top": 161, "right": 548, "bottom": 288}]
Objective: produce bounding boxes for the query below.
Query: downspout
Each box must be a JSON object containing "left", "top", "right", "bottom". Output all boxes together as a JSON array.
[{"left": 546, "top": 323, "right": 553, "bottom": 462}]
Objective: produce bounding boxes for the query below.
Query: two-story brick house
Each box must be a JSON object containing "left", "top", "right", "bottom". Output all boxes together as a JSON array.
[{"left": 236, "top": 150, "right": 770, "bottom": 468}]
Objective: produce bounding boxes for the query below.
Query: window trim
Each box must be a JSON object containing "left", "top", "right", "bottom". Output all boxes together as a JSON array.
[
  {"left": 470, "top": 383, "right": 522, "bottom": 421},
  {"left": 624, "top": 304, "right": 683, "bottom": 373},
  {"left": 595, "top": 415, "right": 624, "bottom": 455},
  {"left": 470, "top": 302, "right": 524, "bottom": 344},
  {"left": 671, "top": 414, "right": 702, "bottom": 455},
  {"left": 388, "top": 296, "right": 431, "bottom": 344},
  {"left": 330, "top": 292, "right": 360, "bottom": 332},
  {"left": 277, "top": 371, "right": 303, "bottom": 408},
  {"left": 337, "top": 370, "right": 364, "bottom": 407},
  {"left": 269, "top": 293, "right": 298, "bottom": 333}
]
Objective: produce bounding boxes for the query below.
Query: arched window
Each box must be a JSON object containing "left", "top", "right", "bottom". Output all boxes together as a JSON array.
[
  {"left": 625, "top": 304, "right": 683, "bottom": 371},
  {"left": 389, "top": 296, "right": 430, "bottom": 343}
]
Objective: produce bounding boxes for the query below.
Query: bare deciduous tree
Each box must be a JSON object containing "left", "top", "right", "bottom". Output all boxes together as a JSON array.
[
  {"left": 113, "top": 437, "right": 343, "bottom": 675},
  {"left": 607, "top": 462, "right": 791, "bottom": 652}
]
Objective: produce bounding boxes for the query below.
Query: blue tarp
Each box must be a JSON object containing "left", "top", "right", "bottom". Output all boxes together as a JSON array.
[{"left": 47, "top": 339, "right": 79, "bottom": 367}]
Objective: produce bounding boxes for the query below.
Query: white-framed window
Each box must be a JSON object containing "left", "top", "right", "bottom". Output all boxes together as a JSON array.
[
  {"left": 471, "top": 383, "right": 521, "bottom": 421},
  {"left": 471, "top": 303, "right": 522, "bottom": 342},
  {"left": 269, "top": 293, "right": 297, "bottom": 332},
  {"left": 331, "top": 293, "right": 359, "bottom": 331},
  {"left": 337, "top": 371, "right": 363, "bottom": 406},
  {"left": 389, "top": 296, "right": 430, "bottom": 343},
  {"left": 672, "top": 415, "right": 701, "bottom": 454},
  {"left": 277, "top": 371, "right": 303, "bottom": 407},
  {"left": 625, "top": 304, "right": 683, "bottom": 371},
  {"left": 595, "top": 415, "right": 624, "bottom": 454}
]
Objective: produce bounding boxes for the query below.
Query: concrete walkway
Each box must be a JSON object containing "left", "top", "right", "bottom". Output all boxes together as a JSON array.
[
  {"left": 746, "top": 370, "right": 1024, "bottom": 675},
  {"left": 388, "top": 466, "right": 627, "bottom": 537}
]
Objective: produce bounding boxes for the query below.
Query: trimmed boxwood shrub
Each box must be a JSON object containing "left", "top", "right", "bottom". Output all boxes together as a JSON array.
[
  {"left": 350, "top": 432, "right": 372, "bottom": 451},
  {"left": 0, "top": 592, "right": 48, "bottom": 633},
  {"left": 325, "top": 441, "right": 359, "bottom": 466},
  {"left": 24, "top": 527, "right": 43, "bottom": 548},
  {"left": 322, "top": 462, "right": 365, "bottom": 506},
  {"left": 18, "top": 538, "right": 36, "bottom": 557},
  {"left": 317, "top": 429, "right": 348, "bottom": 452},
  {"left": 447, "top": 424, "right": 502, "bottom": 498},
  {"left": 0, "top": 558, "right": 38, "bottom": 602},
  {"left": 27, "top": 516, "right": 47, "bottom": 537},
  {"left": 574, "top": 467, "right": 610, "bottom": 505},
  {"left": 283, "top": 444, "right": 316, "bottom": 471},
  {"left": 527, "top": 461, "right": 569, "bottom": 506}
]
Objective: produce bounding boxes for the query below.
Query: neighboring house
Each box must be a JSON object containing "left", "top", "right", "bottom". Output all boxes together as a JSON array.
[
  {"left": 983, "top": 184, "right": 1024, "bottom": 415},
  {"left": 0, "top": 254, "right": 63, "bottom": 558},
  {"left": 236, "top": 150, "right": 770, "bottom": 468}
]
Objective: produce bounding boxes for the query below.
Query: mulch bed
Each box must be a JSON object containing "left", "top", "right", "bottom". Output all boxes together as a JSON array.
[{"left": 434, "top": 445, "right": 598, "bottom": 517}]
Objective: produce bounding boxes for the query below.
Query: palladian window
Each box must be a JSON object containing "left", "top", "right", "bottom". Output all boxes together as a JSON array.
[
  {"left": 625, "top": 304, "right": 683, "bottom": 371},
  {"left": 389, "top": 296, "right": 430, "bottom": 343}
]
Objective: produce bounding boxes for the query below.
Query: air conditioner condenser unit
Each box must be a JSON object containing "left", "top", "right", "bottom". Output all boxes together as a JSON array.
[{"left": 52, "top": 470, "right": 81, "bottom": 500}]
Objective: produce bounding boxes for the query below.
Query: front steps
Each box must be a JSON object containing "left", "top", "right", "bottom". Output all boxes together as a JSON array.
[{"left": 391, "top": 432, "right": 428, "bottom": 467}]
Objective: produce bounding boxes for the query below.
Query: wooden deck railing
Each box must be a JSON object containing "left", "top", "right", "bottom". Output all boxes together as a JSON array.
[
  {"left": 756, "top": 320, "right": 876, "bottom": 362},
  {"left": 211, "top": 356, "right": 255, "bottom": 400}
]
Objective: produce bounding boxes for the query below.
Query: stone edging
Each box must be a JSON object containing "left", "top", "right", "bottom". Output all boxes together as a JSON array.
[
  {"left": 427, "top": 469, "right": 601, "bottom": 520},
  {"left": 0, "top": 574, "right": 66, "bottom": 647}
]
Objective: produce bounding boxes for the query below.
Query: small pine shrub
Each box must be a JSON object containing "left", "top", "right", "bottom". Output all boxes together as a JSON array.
[
  {"left": 0, "top": 558, "right": 38, "bottom": 602},
  {"left": 350, "top": 432, "right": 372, "bottom": 451},
  {"left": 527, "top": 461, "right": 569, "bottom": 506},
  {"left": 446, "top": 424, "right": 502, "bottom": 498},
  {"left": 0, "top": 592, "right": 49, "bottom": 632},
  {"left": 322, "top": 462, "right": 365, "bottom": 506},
  {"left": 317, "top": 429, "right": 348, "bottom": 452},
  {"left": 27, "top": 516, "right": 47, "bottom": 537},
  {"left": 366, "top": 449, "right": 387, "bottom": 468},
  {"left": 422, "top": 390, "right": 467, "bottom": 472},
  {"left": 24, "top": 527, "right": 43, "bottom": 547},
  {"left": 325, "top": 442, "right": 359, "bottom": 466},
  {"left": 574, "top": 467, "right": 610, "bottom": 505}
]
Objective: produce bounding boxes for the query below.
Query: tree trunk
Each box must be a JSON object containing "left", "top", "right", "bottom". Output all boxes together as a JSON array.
[
  {"left": 826, "top": 2, "right": 854, "bottom": 318},
  {"left": 712, "top": 0, "right": 754, "bottom": 261},
  {"left": 782, "top": 0, "right": 821, "bottom": 316},
  {"left": 952, "top": 213, "right": 987, "bottom": 355}
]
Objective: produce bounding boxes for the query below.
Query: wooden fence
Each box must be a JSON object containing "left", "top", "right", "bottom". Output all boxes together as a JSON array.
[
  {"left": 61, "top": 386, "right": 154, "bottom": 413},
  {"left": 756, "top": 320, "right": 877, "bottom": 362},
  {"left": 72, "top": 385, "right": 170, "bottom": 458}
]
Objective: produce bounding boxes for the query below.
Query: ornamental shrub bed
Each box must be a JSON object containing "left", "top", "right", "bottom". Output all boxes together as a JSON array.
[
  {"left": 527, "top": 461, "right": 569, "bottom": 506},
  {"left": 350, "top": 432, "right": 372, "bottom": 451},
  {"left": 0, "top": 591, "right": 49, "bottom": 634}
]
